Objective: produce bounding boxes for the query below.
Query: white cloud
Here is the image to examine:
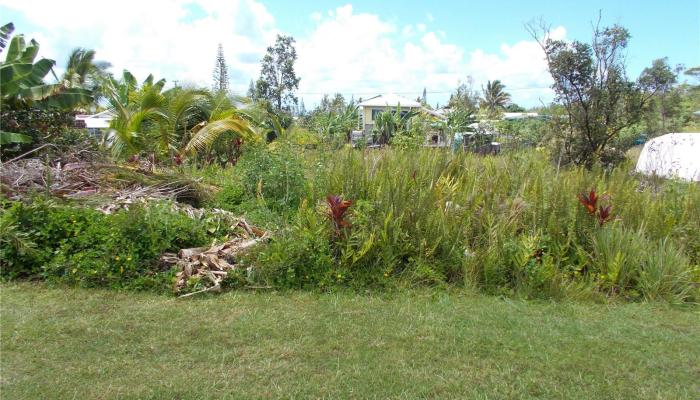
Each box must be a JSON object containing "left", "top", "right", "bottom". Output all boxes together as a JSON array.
[
  {"left": 297, "top": 5, "right": 561, "bottom": 107},
  {"left": 0, "top": 0, "right": 277, "bottom": 92},
  {"left": 1, "top": 1, "right": 562, "bottom": 106}
]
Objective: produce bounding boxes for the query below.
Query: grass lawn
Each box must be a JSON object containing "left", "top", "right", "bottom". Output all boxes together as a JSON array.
[{"left": 1, "top": 284, "right": 699, "bottom": 399}]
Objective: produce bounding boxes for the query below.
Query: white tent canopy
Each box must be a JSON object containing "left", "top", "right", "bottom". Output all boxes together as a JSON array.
[{"left": 635, "top": 133, "right": 700, "bottom": 182}]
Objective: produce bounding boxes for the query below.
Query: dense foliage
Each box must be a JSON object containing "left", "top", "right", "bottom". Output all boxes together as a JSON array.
[
  {"left": 0, "top": 199, "right": 227, "bottom": 291},
  {"left": 247, "top": 147, "right": 699, "bottom": 302}
]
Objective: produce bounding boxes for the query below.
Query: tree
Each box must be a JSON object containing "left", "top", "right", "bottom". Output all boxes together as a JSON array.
[
  {"left": 212, "top": 43, "right": 229, "bottom": 93},
  {"left": 684, "top": 66, "right": 700, "bottom": 83},
  {"left": 103, "top": 71, "right": 257, "bottom": 163},
  {"left": 246, "top": 79, "right": 256, "bottom": 101},
  {"left": 61, "top": 48, "right": 111, "bottom": 110},
  {"left": 505, "top": 103, "right": 526, "bottom": 112},
  {"left": 254, "top": 34, "right": 300, "bottom": 112},
  {"left": 448, "top": 77, "right": 479, "bottom": 114},
  {"left": 372, "top": 106, "right": 415, "bottom": 144},
  {"left": 481, "top": 80, "right": 511, "bottom": 118},
  {"left": 527, "top": 17, "right": 659, "bottom": 167},
  {"left": 639, "top": 58, "right": 681, "bottom": 134}
]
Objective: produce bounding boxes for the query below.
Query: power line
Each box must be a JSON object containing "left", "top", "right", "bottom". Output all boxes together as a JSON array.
[{"left": 295, "top": 86, "right": 552, "bottom": 96}]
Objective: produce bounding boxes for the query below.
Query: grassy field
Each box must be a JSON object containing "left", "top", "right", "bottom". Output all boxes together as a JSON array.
[{"left": 1, "top": 284, "right": 698, "bottom": 399}]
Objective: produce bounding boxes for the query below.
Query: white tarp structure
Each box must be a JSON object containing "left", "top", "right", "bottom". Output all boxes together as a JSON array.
[{"left": 635, "top": 133, "right": 700, "bottom": 182}]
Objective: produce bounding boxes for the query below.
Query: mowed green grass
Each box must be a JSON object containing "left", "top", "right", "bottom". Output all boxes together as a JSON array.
[{"left": 1, "top": 284, "right": 698, "bottom": 399}]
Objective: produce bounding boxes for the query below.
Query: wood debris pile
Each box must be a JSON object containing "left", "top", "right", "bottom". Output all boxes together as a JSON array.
[{"left": 161, "top": 219, "right": 268, "bottom": 297}]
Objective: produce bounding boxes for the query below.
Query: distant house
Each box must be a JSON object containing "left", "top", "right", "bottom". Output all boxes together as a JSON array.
[
  {"left": 502, "top": 112, "right": 539, "bottom": 120},
  {"left": 357, "top": 94, "right": 422, "bottom": 135},
  {"left": 354, "top": 94, "right": 447, "bottom": 146},
  {"left": 74, "top": 110, "right": 114, "bottom": 139}
]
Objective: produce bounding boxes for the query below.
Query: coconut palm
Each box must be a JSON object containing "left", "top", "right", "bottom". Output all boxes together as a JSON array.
[
  {"left": 183, "top": 91, "right": 257, "bottom": 160},
  {"left": 61, "top": 48, "right": 111, "bottom": 109},
  {"left": 481, "top": 80, "right": 511, "bottom": 118},
  {"left": 103, "top": 71, "right": 167, "bottom": 158}
]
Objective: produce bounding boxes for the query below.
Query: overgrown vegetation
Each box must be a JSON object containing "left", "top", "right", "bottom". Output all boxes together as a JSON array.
[
  {"left": 249, "top": 148, "right": 699, "bottom": 302},
  {"left": 1, "top": 19, "right": 699, "bottom": 304},
  {"left": 0, "top": 199, "right": 228, "bottom": 291}
]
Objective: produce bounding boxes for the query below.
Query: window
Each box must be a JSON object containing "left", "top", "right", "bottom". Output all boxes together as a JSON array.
[{"left": 371, "top": 109, "right": 383, "bottom": 120}]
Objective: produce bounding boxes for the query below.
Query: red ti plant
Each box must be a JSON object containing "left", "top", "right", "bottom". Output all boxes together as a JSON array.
[
  {"left": 577, "top": 189, "right": 599, "bottom": 215},
  {"left": 577, "top": 188, "right": 613, "bottom": 226},
  {"left": 326, "top": 195, "right": 352, "bottom": 236},
  {"left": 597, "top": 204, "right": 612, "bottom": 226}
]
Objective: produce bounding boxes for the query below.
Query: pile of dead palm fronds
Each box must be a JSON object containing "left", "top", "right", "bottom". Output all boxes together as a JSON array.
[
  {"left": 161, "top": 219, "right": 268, "bottom": 297},
  {"left": 1, "top": 158, "right": 214, "bottom": 206}
]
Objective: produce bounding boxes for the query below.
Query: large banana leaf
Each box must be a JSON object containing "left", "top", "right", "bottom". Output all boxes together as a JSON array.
[
  {"left": 0, "top": 131, "right": 32, "bottom": 145},
  {"left": 18, "top": 39, "right": 40, "bottom": 63},
  {"left": 4, "top": 34, "right": 24, "bottom": 61},
  {"left": 0, "top": 22, "right": 14, "bottom": 52},
  {"left": 40, "top": 87, "right": 93, "bottom": 109},
  {"left": 0, "top": 62, "right": 33, "bottom": 97}
]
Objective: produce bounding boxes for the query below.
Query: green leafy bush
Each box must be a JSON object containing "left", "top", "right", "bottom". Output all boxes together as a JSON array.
[
  {"left": 236, "top": 145, "right": 307, "bottom": 211},
  {"left": 0, "top": 199, "right": 216, "bottom": 291}
]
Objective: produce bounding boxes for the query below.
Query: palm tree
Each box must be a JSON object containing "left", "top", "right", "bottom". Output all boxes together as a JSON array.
[
  {"left": 182, "top": 91, "right": 257, "bottom": 161},
  {"left": 481, "top": 80, "right": 511, "bottom": 118},
  {"left": 103, "top": 71, "right": 167, "bottom": 158},
  {"left": 103, "top": 71, "right": 259, "bottom": 164},
  {"left": 61, "top": 48, "right": 111, "bottom": 110}
]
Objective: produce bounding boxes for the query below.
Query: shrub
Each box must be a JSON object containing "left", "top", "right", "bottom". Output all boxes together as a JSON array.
[
  {"left": 0, "top": 199, "right": 218, "bottom": 291},
  {"left": 236, "top": 145, "right": 307, "bottom": 211}
]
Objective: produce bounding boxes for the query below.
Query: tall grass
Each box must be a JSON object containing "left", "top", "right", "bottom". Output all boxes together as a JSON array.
[{"left": 255, "top": 148, "right": 700, "bottom": 302}]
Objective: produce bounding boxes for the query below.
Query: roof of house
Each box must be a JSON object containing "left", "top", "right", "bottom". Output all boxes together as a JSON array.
[
  {"left": 503, "top": 112, "right": 539, "bottom": 120},
  {"left": 358, "top": 94, "right": 422, "bottom": 108},
  {"left": 75, "top": 109, "right": 115, "bottom": 129}
]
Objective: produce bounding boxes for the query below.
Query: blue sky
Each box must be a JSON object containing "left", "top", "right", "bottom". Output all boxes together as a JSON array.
[{"left": 1, "top": 0, "right": 698, "bottom": 107}]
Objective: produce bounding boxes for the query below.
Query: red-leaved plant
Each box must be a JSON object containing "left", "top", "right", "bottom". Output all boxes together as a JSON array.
[
  {"left": 577, "top": 188, "right": 613, "bottom": 226},
  {"left": 597, "top": 204, "right": 612, "bottom": 226},
  {"left": 326, "top": 195, "right": 352, "bottom": 235}
]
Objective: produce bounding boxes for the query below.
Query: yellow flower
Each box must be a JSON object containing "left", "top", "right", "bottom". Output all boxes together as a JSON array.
[
  {"left": 115, "top": 256, "right": 120, "bottom": 261},
  {"left": 126, "top": 257, "right": 132, "bottom": 261}
]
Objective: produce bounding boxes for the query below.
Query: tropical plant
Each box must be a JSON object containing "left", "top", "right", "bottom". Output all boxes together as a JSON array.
[
  {"left": 326, "top": 195, "right": 352, "bottom": 236},
  {"left": 480, "top": 80, "right": 511, "bottom": 118},
  {"left": 183, "top": 91, "right": 257, "bottom": 162},
  {"left": 372, "top": 106, "right": 416, "bottom": 144},
  {"left": 0, "top": 22, "right": 14, "bottom": 52},
  {"left": 103, "top": 71, "right": 167, "bottom": 158},
  {"left": 103, "top": 72, "right": 257, "bottom": 163},
  {"left": 0, "top": 34, "right": 93, "bottom": 110}
]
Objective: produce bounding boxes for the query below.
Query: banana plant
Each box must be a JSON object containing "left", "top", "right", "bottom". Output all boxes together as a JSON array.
[
  {"left": 373, "top": 105, "right": 416, "bottom": 144},
  {"left": 0, "top": 34, "right": 93, "bottom": 110}
]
